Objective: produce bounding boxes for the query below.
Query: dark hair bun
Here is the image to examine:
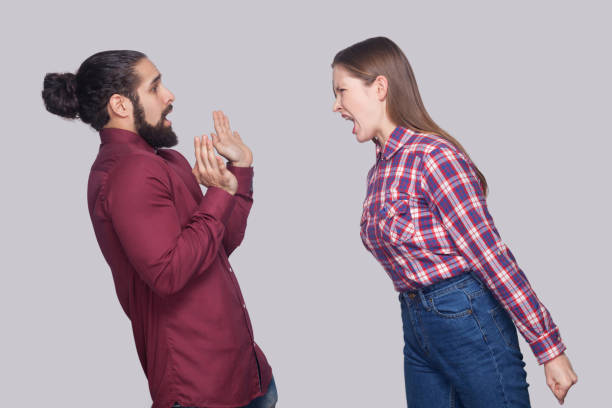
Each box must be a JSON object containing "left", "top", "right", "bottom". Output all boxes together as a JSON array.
[{"left": 42, "top": 72, "right": 79, "bottom": 119}]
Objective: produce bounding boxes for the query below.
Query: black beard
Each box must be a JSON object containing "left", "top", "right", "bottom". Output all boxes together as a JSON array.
[{"left": 133, "top": 101, "right": 178, "bottom": 149}]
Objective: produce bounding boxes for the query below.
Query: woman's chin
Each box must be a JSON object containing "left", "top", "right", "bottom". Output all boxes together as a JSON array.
[{"left": 355, "top": 131, "right": 374, "bottom": 143}]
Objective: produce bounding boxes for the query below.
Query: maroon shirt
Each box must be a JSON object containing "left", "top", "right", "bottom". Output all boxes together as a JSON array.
[{"left": 87, "top": 128, "right": 272, "bottom": 408}]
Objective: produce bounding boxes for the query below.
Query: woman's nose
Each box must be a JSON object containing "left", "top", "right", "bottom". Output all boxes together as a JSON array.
[{"left": 332, "top": 98, "right": 341, "bottom": 112}]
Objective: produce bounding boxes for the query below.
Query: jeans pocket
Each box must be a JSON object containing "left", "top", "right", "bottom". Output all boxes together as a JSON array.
[
  {"left": 490, "top": 306, "right": 521, "bottom": 352},
  {"left": 429, "top": 287, "right": 473, "bottom": 318}
]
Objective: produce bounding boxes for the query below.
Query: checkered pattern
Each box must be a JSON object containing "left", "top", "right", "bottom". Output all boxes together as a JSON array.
[{"left": 360, "top": 126, "right": 565, "bottom": 364}]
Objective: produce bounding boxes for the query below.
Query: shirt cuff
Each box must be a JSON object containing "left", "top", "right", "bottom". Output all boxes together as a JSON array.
[
  {"left": 227, "top": 165, "right": 254, "bottom": 196},
  {"left": 529, "top": 327, "right": 567, "bottom": 364},
  {"left": 199, "top": 186, "right": 236, "bottom": 225}
]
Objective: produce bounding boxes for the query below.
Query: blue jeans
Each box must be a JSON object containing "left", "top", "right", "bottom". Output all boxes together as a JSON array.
[
  {"left": 399, "top": 273, "right": 531, "bottom": 407},
  {"left": 172, "top": 377, "right": 277, "bottom": 408}
]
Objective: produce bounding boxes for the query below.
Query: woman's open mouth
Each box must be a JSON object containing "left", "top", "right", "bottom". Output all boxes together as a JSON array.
[{"left": 341, "top": 114, "right": 356, "bottom": 134}]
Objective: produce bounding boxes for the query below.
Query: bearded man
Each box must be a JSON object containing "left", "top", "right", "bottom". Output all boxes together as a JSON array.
[{"left": 42, "top": 50, "right": 276, "bottom": 408}]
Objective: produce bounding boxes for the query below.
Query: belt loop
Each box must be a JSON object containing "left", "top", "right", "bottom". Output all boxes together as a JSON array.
[{"left": 418, "top": 289, "right": 430, "bottom": 310}]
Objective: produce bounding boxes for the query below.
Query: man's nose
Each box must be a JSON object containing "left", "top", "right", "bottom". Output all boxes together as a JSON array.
[{"left": 162, "top": 85, "right": 175, "bottom": 104}]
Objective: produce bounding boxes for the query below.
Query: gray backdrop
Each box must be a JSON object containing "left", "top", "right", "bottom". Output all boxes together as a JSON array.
[{"left": 2, "top": 0, "right": 610, "bottom": 406}]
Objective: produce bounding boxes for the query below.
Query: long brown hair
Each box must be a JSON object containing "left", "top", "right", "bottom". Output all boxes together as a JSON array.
[{"left": 332, "top": 37, "right": 488, "bottom": 195}]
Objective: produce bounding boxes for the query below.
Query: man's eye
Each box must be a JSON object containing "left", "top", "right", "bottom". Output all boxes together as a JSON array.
[{"left": 151, "top": 86, "right": 158, "bottom": 92}]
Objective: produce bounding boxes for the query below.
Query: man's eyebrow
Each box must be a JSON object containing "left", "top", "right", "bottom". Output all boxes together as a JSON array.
[{"left": 149, "top": 74, "right": 161, "bottom": 88}]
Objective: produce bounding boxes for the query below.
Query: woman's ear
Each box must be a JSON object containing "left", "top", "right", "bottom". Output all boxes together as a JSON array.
[{"left": 375, "top": 75, "right": 389, "bottom": 101}]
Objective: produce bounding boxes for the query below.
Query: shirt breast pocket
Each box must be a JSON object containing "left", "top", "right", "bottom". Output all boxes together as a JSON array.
[{"left": 377, "top": 199, "right": 415, "bottom": 245}]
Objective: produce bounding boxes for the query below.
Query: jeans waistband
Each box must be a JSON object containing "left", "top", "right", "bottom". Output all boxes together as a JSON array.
[{"left": 404, "top": 271, "right": 481, "bottom": 296}]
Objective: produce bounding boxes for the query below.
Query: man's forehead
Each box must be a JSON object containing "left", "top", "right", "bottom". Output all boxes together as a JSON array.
[{"left": 135, "top": 58, "right": 160, "bottom": 83}]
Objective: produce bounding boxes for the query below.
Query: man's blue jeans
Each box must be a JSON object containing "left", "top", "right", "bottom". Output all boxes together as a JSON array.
[
  {"left": 399, "top": 273, "right": 531, "bottom": 407},
  {"left": 172, "top": 377, "right": 277, "bottom": 408}
]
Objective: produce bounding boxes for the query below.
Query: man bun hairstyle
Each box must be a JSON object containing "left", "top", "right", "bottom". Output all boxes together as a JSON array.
[
  {"left": 42, "top": 73, "right": 79, "bottom": 119},
  {"left": 42, "top": 50, "right": 147, "bottom": 131}
]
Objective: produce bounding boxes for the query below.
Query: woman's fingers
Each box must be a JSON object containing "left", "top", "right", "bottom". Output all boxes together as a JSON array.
[
  {"left": 544, "top": 354, "right": 578, "bottom": 405},
  {"left": 551, "top": 374, "right": 577, "bottom": 404},
  {"left": 550, "top": 382, "right": 567, "bottom": 403}
]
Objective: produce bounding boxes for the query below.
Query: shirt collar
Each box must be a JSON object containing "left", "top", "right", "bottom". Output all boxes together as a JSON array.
[
  {"left": 378, "top": 126, "right": 415, "bottom": 161},
  {"left": 99, "top": 128, "right": 156, "bottom": 153}
]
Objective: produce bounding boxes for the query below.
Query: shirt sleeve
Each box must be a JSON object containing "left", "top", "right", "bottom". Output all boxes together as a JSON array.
[
  {"left": 105, "top": 154, "right": 235, "bottom": 297},
  {"left": 420, "top": 146, "right": 566, "bottom": 364},
  {"left": 222, "top": 165, "right": 254, "bottom": 256}
]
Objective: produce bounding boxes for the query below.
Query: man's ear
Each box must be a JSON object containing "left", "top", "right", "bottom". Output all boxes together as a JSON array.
[
  {"left": 375, "top": 75, "right": 389, "bottom": 101},
  {"left": 107, "top": 94, "right": 133, "bottom": 119}
]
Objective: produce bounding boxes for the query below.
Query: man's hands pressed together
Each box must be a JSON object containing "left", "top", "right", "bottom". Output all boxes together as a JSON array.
[
  {"left": 193, "top": 134, "right": 238, "bottom": 195},
  {"left": 192, "top": 111, "right": 253, "bottom": 195},
  {"left": 211, "top": 110, "right": 253, "bottom": 168}
]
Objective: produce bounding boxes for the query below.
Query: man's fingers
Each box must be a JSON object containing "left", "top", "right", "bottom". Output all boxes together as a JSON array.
[
  {"left": 192, "top": 166, "right": 201, "bottom": 183},
  {"left": 213, "top": 110, "right": 232, "bottom": 136},
  {"left": 213, "top": 111, "right": 222, "bottom": 136},
  {"left": 222, "top": 111, "right": 230, "bottom": 131},
  {"left": 200, "top": 135, "right": 213, "bottom": 172},
  {"left": 194, "top": 135, "right": 200, "bottom": 160},
  {"left": 216, "top": 156, "right": 227, "bottom": 173},
  {"left": 200, "top": 135, "right": 212, "bottom": 173},
  {"left": 194, "top": 136, "right": 205, "bottom": 172},
  {"left": 233, "top": 131, "right": 242, "bottom": 142},
  {"left": 206, "top": 137, "right": 220, "bottom": 172},
  {"left": 213, "top": 111, "right": 228, "bottom": 137}
]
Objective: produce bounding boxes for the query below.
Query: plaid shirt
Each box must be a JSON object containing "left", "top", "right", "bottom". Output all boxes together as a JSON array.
[{"left": 360, "top": 126, "right": 565, "bottom": 364}]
